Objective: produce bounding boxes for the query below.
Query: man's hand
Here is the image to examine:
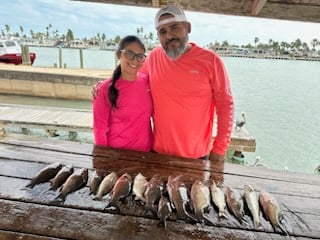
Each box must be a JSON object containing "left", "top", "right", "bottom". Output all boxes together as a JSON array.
[
  {"left": 91, "top": 81, "right": 102, "bottom": 100},
  {"left": 209, "top": 152, "right": 225, "bottom": 162},
  {"left": 209, "top": 151, "right": 225, "bottom": 185}
]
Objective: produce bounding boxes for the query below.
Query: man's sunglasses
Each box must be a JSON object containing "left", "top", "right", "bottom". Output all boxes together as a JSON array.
[{"left": 120, "top": 49, "right": 146, "bottom": 62}]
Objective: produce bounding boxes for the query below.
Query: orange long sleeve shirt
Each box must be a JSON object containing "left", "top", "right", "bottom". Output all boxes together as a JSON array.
[{"left": 142, "top": 43, "right": 234, "bottom": 158}]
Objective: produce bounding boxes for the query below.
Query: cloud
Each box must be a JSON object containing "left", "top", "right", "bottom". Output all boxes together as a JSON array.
[{"left": 1, "top": 0, "right": 319, "bottom": 46}]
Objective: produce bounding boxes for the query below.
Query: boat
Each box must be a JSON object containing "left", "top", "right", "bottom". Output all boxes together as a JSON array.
[{"left": 0, "top": 40, "right": 36, "bottom": 65}]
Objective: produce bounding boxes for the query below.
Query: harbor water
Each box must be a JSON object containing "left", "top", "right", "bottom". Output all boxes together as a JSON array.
[{"left": 1, "top": 46, "right": 320, "bottom": 175}]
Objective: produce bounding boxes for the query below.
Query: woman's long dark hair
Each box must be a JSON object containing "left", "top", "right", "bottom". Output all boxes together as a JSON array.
[{"left": 108, "top": 35, "right": 145, "bottom": 108}]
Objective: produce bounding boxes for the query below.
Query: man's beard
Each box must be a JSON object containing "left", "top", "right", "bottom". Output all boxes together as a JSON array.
[{"left": 164, "top": 35, "right": 188, "bottom": 60}]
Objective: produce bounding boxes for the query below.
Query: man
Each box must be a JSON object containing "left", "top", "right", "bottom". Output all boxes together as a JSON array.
[
  {"left": 93, "top": 5, "right": 234, "bottom": 162},
  {"left": 141, "top": 5, "right": 234, "bottom": 162}
]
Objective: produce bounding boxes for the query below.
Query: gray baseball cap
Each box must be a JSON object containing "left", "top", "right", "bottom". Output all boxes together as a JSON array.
[{"left": 154, "top": 5, "right": 188, "bottom": 29}]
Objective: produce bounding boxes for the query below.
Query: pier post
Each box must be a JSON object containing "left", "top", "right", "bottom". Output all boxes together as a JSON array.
[
  {"left": 21, "top": 45, "right": 31, "bottom": 65},
  {"left": 79, "top": 48, "right": 84, "bottom": 69},
  {"left": 59, "top": 47, "right": 62, "bottom": 68}
]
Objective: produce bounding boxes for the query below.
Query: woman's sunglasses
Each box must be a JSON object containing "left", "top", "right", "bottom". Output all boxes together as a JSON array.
[{"left": 121, "top": 49, "right": 146, "bottom": 62}]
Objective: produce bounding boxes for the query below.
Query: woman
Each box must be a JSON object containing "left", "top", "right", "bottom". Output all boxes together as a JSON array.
[{"left": 93, "top": 35, "right": 153, "bottom": 152}]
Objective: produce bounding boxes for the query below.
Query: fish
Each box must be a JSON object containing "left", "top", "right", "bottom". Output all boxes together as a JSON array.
[
  {"left": 49, "top": 164, "right": 74, "bottom": 191},
  {"left": 107, "top": 173, "right": 132, "bottom": 209},
  {"left": 132, "top": 172, "right": 148, "bottom": 202},
  {"left": 243, "top": 184, "right": 261, "bottom": 229},
  {"left": 56, "top": 168, "right": 88, "bottom": 201},
  {"left": 190, "top": 179, "right": 214, "bottom": 225},
  {"left": 89, "top": 170, "right": 104, "bottom": 195},
  {"left": 167, "top": 175, "right": 196, "bottom": 222},
  {"left": 225, "top": 186, "right": 245, "bottom": 224},
  {"left": 259, "top": 190, "right": 287, "bottom": 235},
  {"left": 94, "top": 171, "right": 118, "bottom": 201},
  {"left": 157, "top": 195, "right": 172, "bottom": 228},
  {"left": 144, "top": 174, "right": 164, "bottom": 216},
  {"left": 26, "top": 162, "right": 63, "bottom": 188},
  {"left": 210, "top": 180, "right": 228, "bottom": 219}
]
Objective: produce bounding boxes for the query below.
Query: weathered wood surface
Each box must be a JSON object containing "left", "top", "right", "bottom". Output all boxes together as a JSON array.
[
  {"left": 0, "top": 133, "right": 319, "bottom": 240},
  {"left": 76, "top": 0, "right": 320, "bottom": 23}
]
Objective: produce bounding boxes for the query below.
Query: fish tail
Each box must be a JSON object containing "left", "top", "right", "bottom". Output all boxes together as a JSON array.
[
  {"left": 218, "top": 210, "right": 228, "bottom": 219},
  {"left": 277, "top": 224, "right": 288, "bottom": 236},
  {"left": 25, "top": 182, "right": 35, "bottom": 189},
  {"left": 157, "top": 218, "right": 167, "bottom": 229},
  {"left": 143, "top": 205, "right": 157, "bottom": 217},
  {"left": 134, "top": 195, "right": 146, "bottom": 202},
  {"left": 254, "top": 219, "right": 262, "bottom": 229},
  {"left": 93, "top": 195, "right": 102, "bottom": 201}
]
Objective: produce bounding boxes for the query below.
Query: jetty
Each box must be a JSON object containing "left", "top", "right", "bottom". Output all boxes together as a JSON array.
[{"left": 0, "top": 133, "right": 319, "bottom": 239}]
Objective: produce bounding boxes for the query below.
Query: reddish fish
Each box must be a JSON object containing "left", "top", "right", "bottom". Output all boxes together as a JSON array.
[
  {"left": 225, "top": 186, "right": 245, "bottom": 224},
  {"left": 259, "top": 190, "right": 287, "bottom": 235},
  {"left": 107, "top": 173, "right": 132, "bottom": 209}
]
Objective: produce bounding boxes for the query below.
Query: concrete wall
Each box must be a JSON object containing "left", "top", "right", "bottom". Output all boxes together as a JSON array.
[{"left": 0, "top": 70, "right": 101, "bottom": 100}]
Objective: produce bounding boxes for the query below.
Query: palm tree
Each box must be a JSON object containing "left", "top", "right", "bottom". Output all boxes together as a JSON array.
[
  {"left": 311, "top": 39, "right": 319, "bottom": 51},
  {"left": 254, "top": 37, "right": 259, "bottom": 47},
  {"left": 19, "top": 26, "right": 24, "bottom": 39},
  {"left": 5, "top": 24, "right": 10, "bottom": 35}
]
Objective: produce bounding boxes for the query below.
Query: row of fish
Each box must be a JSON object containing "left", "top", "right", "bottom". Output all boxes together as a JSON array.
[
  {"left": 25, "top": 162, "right": 88, "bottom": 201},
  {"left": 25, "top": 162, "right": 287, "bottom": 235},
  {"left": 89, "top": 170, "right": 287, "bottom": 234}
]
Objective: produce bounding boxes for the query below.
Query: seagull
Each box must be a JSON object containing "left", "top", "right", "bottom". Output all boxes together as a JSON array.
[
  {"left": 235, "top": 112, "right": 246, "bottom": 130},
  {"left": 315, "top": 165, "right": 320, "bottom": 175},
  {"left": 251, "top": 156, "right": 265, "bottom": 167}
]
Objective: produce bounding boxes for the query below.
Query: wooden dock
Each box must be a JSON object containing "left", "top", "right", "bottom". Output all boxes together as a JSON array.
[
  {"left": 0, "top": 103, "right": 256, "bottom": 152},
  {"left": 0, "top": 133, "right": 319, "bottom": 240}
]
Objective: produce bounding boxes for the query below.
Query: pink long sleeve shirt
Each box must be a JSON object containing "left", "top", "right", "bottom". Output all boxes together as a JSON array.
[
  {"left": 141, "top": 43, "right": 234, "bottom": 158},
  {"left": 93, "top": 72, "right": 153, "bottom": 152}
]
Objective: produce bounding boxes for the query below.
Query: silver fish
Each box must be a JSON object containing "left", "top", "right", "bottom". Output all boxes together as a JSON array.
[
  {"left": 107, "top": 173, "right": 132, "bottom": 208},
  {"left": 132, "top": 173, "right": 148, "bottom": 202},
  {"left": 190, "top": 179, "right": 213, "bottom": 225},
  {"left": 157, "top": 195, "right": 172, "bottom": 228},
  {"left": 56, "top": 168, "right": 88, "bottom": 201},
  {"left": 49, "top": 164, "right": 74, "bottom": 191},
  {"left": 259, "top": 190, "right": 287, "bottom": 235},
  {"left": 225, "top": 186, "right": 245, "bottom": 224},
  {"left": 94, "top": 171, "right": 118, "bottom": 201},
  {"left": 210, "top": 180, "right": 227, "bottom": 218},
  {"left": 26, "top": 162, "right": 62, "bottom": 188},
  {"left": 167, "top": 175, "right": 196, "bottom": 222},
  {"left": 244, "top": 184, "right": 261, "bottom": 229}
]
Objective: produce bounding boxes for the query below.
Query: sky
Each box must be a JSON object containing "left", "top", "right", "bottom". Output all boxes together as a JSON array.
[{"left": 1, "top": 0, "right": 319, "bottom": 47}]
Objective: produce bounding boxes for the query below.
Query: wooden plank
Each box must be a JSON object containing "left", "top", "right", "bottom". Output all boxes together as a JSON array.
[
  {"left": 0, "top": 176, "right": 319, "bottom": 239},
  {"left": 0, "top": 134, "right": 319, "bottom": 239},
  {"left": 1, "top": 158, "right": 319, "bottom": 216},
  {"left": 0, "top": 230, "right": 65, "bottom": 240}
]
